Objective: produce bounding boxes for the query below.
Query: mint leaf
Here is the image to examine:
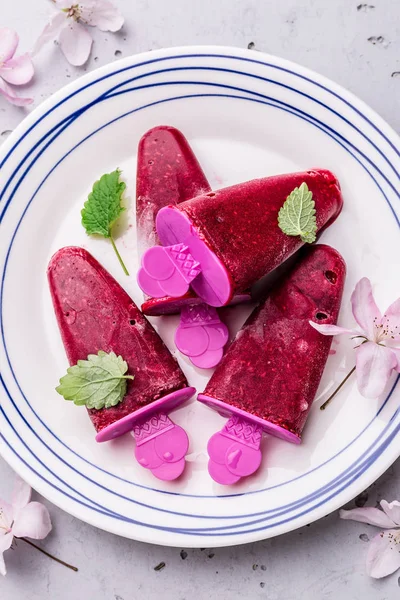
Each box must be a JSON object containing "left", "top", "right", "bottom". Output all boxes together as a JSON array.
[
  {"left": 81, "top": 170, "right": 129, "bottom": 275},
  {"left": 278, "top": 182, "right": 317, "bottom": 243},
  {"left": 56, "top": 351, "right": 134, "bottom": 410},
  {"left": 81, "top": 169, "right": 126, "bottom": 237}
]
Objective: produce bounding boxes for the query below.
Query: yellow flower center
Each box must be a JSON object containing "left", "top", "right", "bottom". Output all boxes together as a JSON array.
[{"left": 63, "top": 4, "right": 81, "bottom": 21}]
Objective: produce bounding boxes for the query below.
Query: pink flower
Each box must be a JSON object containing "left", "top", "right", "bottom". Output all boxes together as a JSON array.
[
  {"left": 0, "top": 28, "right": 34, "bottom": 106},
  {"left": 0, "top": 476, "right": 52, "bottom": 575},
  {"left": 34, "top": 0, "right": 124, "bottom": 66},
  {"left": 340, "top": 500, "right": 400, "bottom": 578},
  {"left": 310, "top": 278, "right": 400, "bottom": 399}
]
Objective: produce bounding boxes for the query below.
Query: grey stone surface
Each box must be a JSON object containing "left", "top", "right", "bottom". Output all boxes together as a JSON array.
[{"left": 1, "top": 0, "right": 400, "bottom": 597}]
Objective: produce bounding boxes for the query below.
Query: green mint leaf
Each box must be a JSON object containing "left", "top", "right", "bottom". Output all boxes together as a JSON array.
[
  {"left": 81, "top": 169, "right": 126, "bottom": 237},
  {"left": 81, "top": 170, "right": 129, "bottom": 275},
  {"left": 278, "top": 182, "right": 317, "bottom": 244},
  {"left": 56, "top": 351, "right": 134, "bottom": 410}
]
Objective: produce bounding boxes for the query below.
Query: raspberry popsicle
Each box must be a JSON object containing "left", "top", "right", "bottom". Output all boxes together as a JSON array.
[
  {"left": 48, "top": 246, "right": 195, "bottom": 481},
  {"left": 137, "top": 125, "right": 210, "bottom": 317},
  {"left": 138, "top": 169, "right": 343, "bottom": 307},
  {"left": 198, "top": 244, "right": 346, "bottom": 484},
  {"left": 136, "top": 125, "right": 230, "bottom": 368}
]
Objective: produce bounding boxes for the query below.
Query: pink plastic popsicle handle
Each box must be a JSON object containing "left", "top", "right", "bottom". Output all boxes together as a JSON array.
[
  {"left": 137, "top": 243, "right": 201, "bottom": 298},
  {"left": 132, "top": 412, "right": 189, "bottom": 481},
  {"left": 95, "top": 387, "right": 195, "bottom": 481},
  {"left": 207, "top": 414, "right": 263, "bottom": 485},
  {"left": 139, "top": 207, "right": 232, "bottom": 307},
  {"left": 175, "top": 304, "right": 229, "bottom": 369}
]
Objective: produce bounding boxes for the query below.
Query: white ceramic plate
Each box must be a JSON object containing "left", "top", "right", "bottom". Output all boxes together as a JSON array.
[{"left": 0, "top": 46, "right": 399, "bottom": 548}]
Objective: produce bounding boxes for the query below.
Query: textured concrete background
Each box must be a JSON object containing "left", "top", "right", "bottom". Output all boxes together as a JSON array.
[{"left": 1, "top": 1, "right": 400, "bottom": 598}]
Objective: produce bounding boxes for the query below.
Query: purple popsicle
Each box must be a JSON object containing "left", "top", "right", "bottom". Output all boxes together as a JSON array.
[
  {"left": 198, "top": 244, "right": 346, "bottom": 484},
  {"left": 136, "top": 125, "right": 230, "bottom": 367},
  {"left": 138, "top": 169, "right": 343, "bottom": 307},
  {"left": 48, "top": 246, "right": 195, "bottom": 481}
]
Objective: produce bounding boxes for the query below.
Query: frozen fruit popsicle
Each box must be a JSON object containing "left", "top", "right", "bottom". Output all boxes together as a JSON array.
[
  {"left": 138, "top": 169, "right": 343, "bottom": 307},
  {"left": 137, "top": 125, "right": 210, "bottom": 316},
  {"left": 198, "top": 244, "right": 346, "bottom": 485},
  {"left": 48, "top": 246, "right": 195, "bottom": 481},
  {"left": 135, "top": 125, "right": 230, "bottom": 368}
]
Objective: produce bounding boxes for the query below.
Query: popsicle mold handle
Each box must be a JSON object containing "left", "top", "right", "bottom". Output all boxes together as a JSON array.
[
  {"left": 175, "top": 304, "right": 229, "bottom": 369},
  {"left": 137, "top": 243, "right": 201, "bottom": 298},
  {"left": 132, "top": 412, "right": 189, "bottom": 481},
  {"left": 207, "top": 415, "right": 263, "bottom": 485}
]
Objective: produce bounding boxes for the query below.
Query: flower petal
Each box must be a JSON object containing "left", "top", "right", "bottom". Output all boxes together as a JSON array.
[
  {"left": 339, "top": 507, "right": 396, "bottom": 528},
  {"left": 12, "top": 502, "right": 52, "bottom": 539},
  {"left": 390, "top": 347, "right": 400, "bottom": 373},
  {"left": 0, "top": 78, "right": 33, "bottom": 106},
  {"left": 355, "top": 341, "right": 397, "bottom": 399},
  {"left": 55, "top": 0, "right": 72, "bottom": 8},
  {"left": 0, "top": 28, "right": 18, "bottom": 62},
  {"left": 309, "top": 322, "right": 359, "bottom": 336},
  {"left": 0, "top": 532, "right": 13, "bottom": 554},
  {"left": 383, "top": 297, "right": 400, "bottom": 341},
  {"left": 351, "top": 277, "right": 382, "bottom": 340},
  {"left": 32, "top": 13, "right": 66, "bottom": 56},
  {"left": 11, "top": 476, "right": 31, "bottom": 510},
  {"left": 0, "top": 501, "right": 14, "bottom": 527},
  {"left": 366, "top": 530, "right": 400, "bottom": 578},
  {"left": 381, "top": 500, "right": 400, "bottom": 527},
  {"left": 59, "top": 21, "right": 92, "bottom": 66},
  {"left": 0, "top": 532, "right": 13, "bottom": 576},
  {"left": 0, "top": 54, "right": 34, "bottom": 85},
  {"left": 80, "top": 0, "right": 124, "bottom": 32}
]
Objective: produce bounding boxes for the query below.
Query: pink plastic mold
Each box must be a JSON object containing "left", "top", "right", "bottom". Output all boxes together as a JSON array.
[
  {"left": 175, "top": 304, "right": 229, "bottom": 369},
  {"left": 198, "top": 394, "right": 300, "bottom": 485},
  {"left": 137, "top": 243, "right": 201, "bottom": 299},
  {"left": 137, "top": 207, "right": 232, "bottom": 307},
  {"left": 96, "top": 387, "right": 195, "bottom": 481}
]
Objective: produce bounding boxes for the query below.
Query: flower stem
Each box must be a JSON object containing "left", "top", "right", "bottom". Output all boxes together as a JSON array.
[
  {"left": 110, "top": 235, "right": 129, "bottom": 276},
  {"left": 320, "top": 366, "right": 356, "bottom": 410},
  {"left": 18, "top": 537, "right": 78, "bottom": 572}
]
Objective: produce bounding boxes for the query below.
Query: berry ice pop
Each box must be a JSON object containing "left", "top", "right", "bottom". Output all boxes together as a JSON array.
[
  {"left": 198, "top": 244, "right": 346, "bottom": 485},
  {"left": 138, "top": 169, "right": 343, "bottom": 307},
  {"left": 135, "top": 125, "right": 230, "bottom": 367},
  {"left": 48, "top": 246, "right": 195, "bottom": 481},
  {"left": 137, "top": 125, "right": 211, "bottom": 316}
]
